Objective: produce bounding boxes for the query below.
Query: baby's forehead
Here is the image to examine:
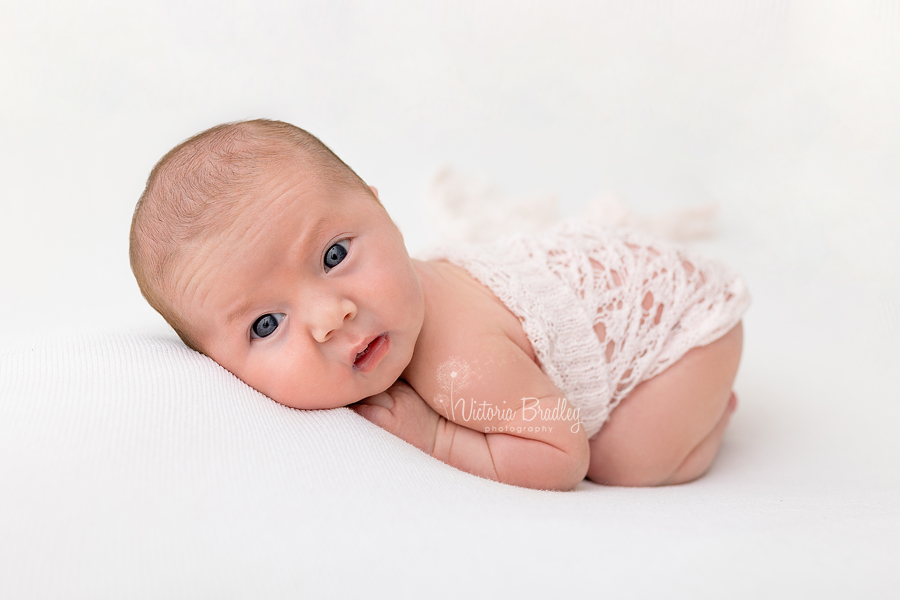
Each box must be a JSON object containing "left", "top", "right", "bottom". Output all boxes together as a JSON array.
[
  {"left": 193, "top": 159, "right": 310, "bottom": 228},
  {"left": 179, "top": 170, "right": 329, "bottom": 261},
  {"left": 169, "top": 150, "right": 368, "bottom": 268}
]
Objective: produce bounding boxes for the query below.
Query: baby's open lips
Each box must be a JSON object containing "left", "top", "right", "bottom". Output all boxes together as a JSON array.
[{"left": 351, "top": 333, "right": 389, "bottom": 371}]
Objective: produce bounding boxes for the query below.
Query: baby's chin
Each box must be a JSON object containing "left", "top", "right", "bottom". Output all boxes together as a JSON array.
[
  {"left": 271, "top": 378, "right": 396, "bottom": 411},
  {"left": 270, "top": 392, "right": 355, "bottom": 411},
  {"left": 257, "top": 345, "right": 410, "bottom": 410}
]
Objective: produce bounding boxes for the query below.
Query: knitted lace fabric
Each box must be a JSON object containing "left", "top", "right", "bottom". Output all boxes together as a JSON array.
[{"left": 417, "top": 220, "right": 751, "bottom": 438}]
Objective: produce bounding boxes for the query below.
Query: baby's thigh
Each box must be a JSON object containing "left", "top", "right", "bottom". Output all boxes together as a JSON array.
[{"left": 586, "top": 322, "right": 743, "bottom": 486}]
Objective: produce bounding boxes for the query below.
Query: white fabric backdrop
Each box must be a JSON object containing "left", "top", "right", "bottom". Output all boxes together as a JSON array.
[{"left": 1, "top": 1, "right": 898, "bottom": 598}]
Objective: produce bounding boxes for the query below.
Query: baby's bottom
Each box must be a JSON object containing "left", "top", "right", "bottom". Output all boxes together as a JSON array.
[{"left": 586, "top": 321, "right": 744, "bottom": 486}]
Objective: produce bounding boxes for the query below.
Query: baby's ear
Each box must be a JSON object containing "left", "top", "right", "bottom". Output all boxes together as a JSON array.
[{"left": 369, "top": 185, "right": 379, "bottom": 200}]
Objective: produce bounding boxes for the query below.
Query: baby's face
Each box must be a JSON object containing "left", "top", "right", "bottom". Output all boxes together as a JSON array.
[{"left": 173, "top": 164, "right": 425, "bottom": 409}]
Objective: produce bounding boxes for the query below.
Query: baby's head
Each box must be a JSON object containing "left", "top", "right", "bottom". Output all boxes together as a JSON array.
[{"left": 130, "top": 119, "right": 425, "bottom": 409}]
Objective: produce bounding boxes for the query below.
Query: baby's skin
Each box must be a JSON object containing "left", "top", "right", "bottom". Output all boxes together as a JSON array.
[{"left": 170, "top": 157, "right": 742, "bottom": 491}]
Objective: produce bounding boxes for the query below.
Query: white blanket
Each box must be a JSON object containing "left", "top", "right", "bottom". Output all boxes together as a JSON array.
[{"left": 2, "top": 248, "right": 898, "bottom": 598}]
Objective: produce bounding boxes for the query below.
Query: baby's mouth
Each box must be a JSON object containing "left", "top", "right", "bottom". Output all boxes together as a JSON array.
[
  {"left": 354, "top": 344, "right": 371, "bottom": 364},
  {"left": 353, "top": 333, "right": 389, "bottom": 371}
]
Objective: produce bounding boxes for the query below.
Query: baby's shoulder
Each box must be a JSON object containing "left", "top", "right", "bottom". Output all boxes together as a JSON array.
[
  {"left": 403, "top": 259, "right": 545, "bottom": 405},
  {"left": 414, "top": 259, "right": 534, "bottom": 360}
]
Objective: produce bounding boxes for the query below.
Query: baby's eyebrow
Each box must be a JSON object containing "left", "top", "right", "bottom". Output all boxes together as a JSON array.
[
  {"left": 225, "top": 299, "right": 255, "bottom": 329},
  {"left": 221, "top": 215, "right": 335, "bottom": 330},
  {"left": 288, "top": 215, "right": 333, "bottom": 259}
]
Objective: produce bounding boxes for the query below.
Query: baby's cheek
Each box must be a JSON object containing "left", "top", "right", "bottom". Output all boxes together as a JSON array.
[{"left": 238, "top": 354, "right": 296, "bottom": 407}]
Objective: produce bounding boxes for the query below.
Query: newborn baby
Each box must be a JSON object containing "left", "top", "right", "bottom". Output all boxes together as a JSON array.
[{"left": 130, "top": 119, "right": 750, "bottom": 490}]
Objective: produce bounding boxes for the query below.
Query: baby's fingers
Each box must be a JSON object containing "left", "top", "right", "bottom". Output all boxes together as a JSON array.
[
  {"left": 349, "top": 403, "right": 389, "bottom": 428},
  {"left": 350, "top": 385, "right": 439, "bottom": 455},
  {"left": 354, "top": 392, "right": 394, "bottom": 410},
  {"left": 349, "top": 392, "right": 395, "bottom": 428}
]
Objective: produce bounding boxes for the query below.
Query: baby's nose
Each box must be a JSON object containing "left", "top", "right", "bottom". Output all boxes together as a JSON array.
[{"left": 311, "top": 298, "right": 357, "bottom": 343}]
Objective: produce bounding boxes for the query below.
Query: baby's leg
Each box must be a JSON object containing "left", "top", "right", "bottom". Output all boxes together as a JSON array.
[{"left": 587, "top": 322, "right": 743, "bottom": 486}]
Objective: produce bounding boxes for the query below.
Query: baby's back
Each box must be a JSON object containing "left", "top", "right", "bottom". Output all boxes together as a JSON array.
[{"left": 414, "top": 220, "right": 751, "bottom": 436}]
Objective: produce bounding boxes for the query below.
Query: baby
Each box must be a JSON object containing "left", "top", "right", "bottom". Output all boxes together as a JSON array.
[{"left": 130, "top": 119, "right": 749, "bottom": 491}]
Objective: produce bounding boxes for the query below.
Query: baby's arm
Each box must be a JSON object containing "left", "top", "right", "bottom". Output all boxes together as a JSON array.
[{"left": 353, "top": 334, "right": 590, "bottom": 491}]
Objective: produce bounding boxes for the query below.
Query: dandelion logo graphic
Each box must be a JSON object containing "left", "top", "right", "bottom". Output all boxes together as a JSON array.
[{"left": 434, "top": 357, "right": 475, "bottom": 420}]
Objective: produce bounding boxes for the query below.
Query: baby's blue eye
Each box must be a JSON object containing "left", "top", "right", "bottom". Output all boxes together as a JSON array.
[
  {"left": 251, "top": 313, "right": 284, "bottom": 339},
  {"left": 324, "top": 240, "right": 349, "bottom": 271}
]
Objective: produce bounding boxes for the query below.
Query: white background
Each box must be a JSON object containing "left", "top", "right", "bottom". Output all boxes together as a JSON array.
[
  {"left": 2, "top": 1, "right": 899, "bottom": 597},
  {"left": 2, "top": 0, "right": 898, "bottom": 342}
]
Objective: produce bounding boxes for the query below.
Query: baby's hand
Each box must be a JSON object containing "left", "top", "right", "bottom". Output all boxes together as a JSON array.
[{"left": 350, "top": 380, "right": 441, "bottom": 455}]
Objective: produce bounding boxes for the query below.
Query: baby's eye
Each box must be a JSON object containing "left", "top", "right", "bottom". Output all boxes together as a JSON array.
[
  {"left": 324, "top": 239, "right": 349, "bottom": 271},
  {"left": 251, "top": 313, "right": 284, "bottom": 339}
]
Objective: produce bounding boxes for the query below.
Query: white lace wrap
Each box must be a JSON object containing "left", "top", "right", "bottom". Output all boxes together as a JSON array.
[{"left": 418, "top": 220, "right": 751, "bottom": 438}]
